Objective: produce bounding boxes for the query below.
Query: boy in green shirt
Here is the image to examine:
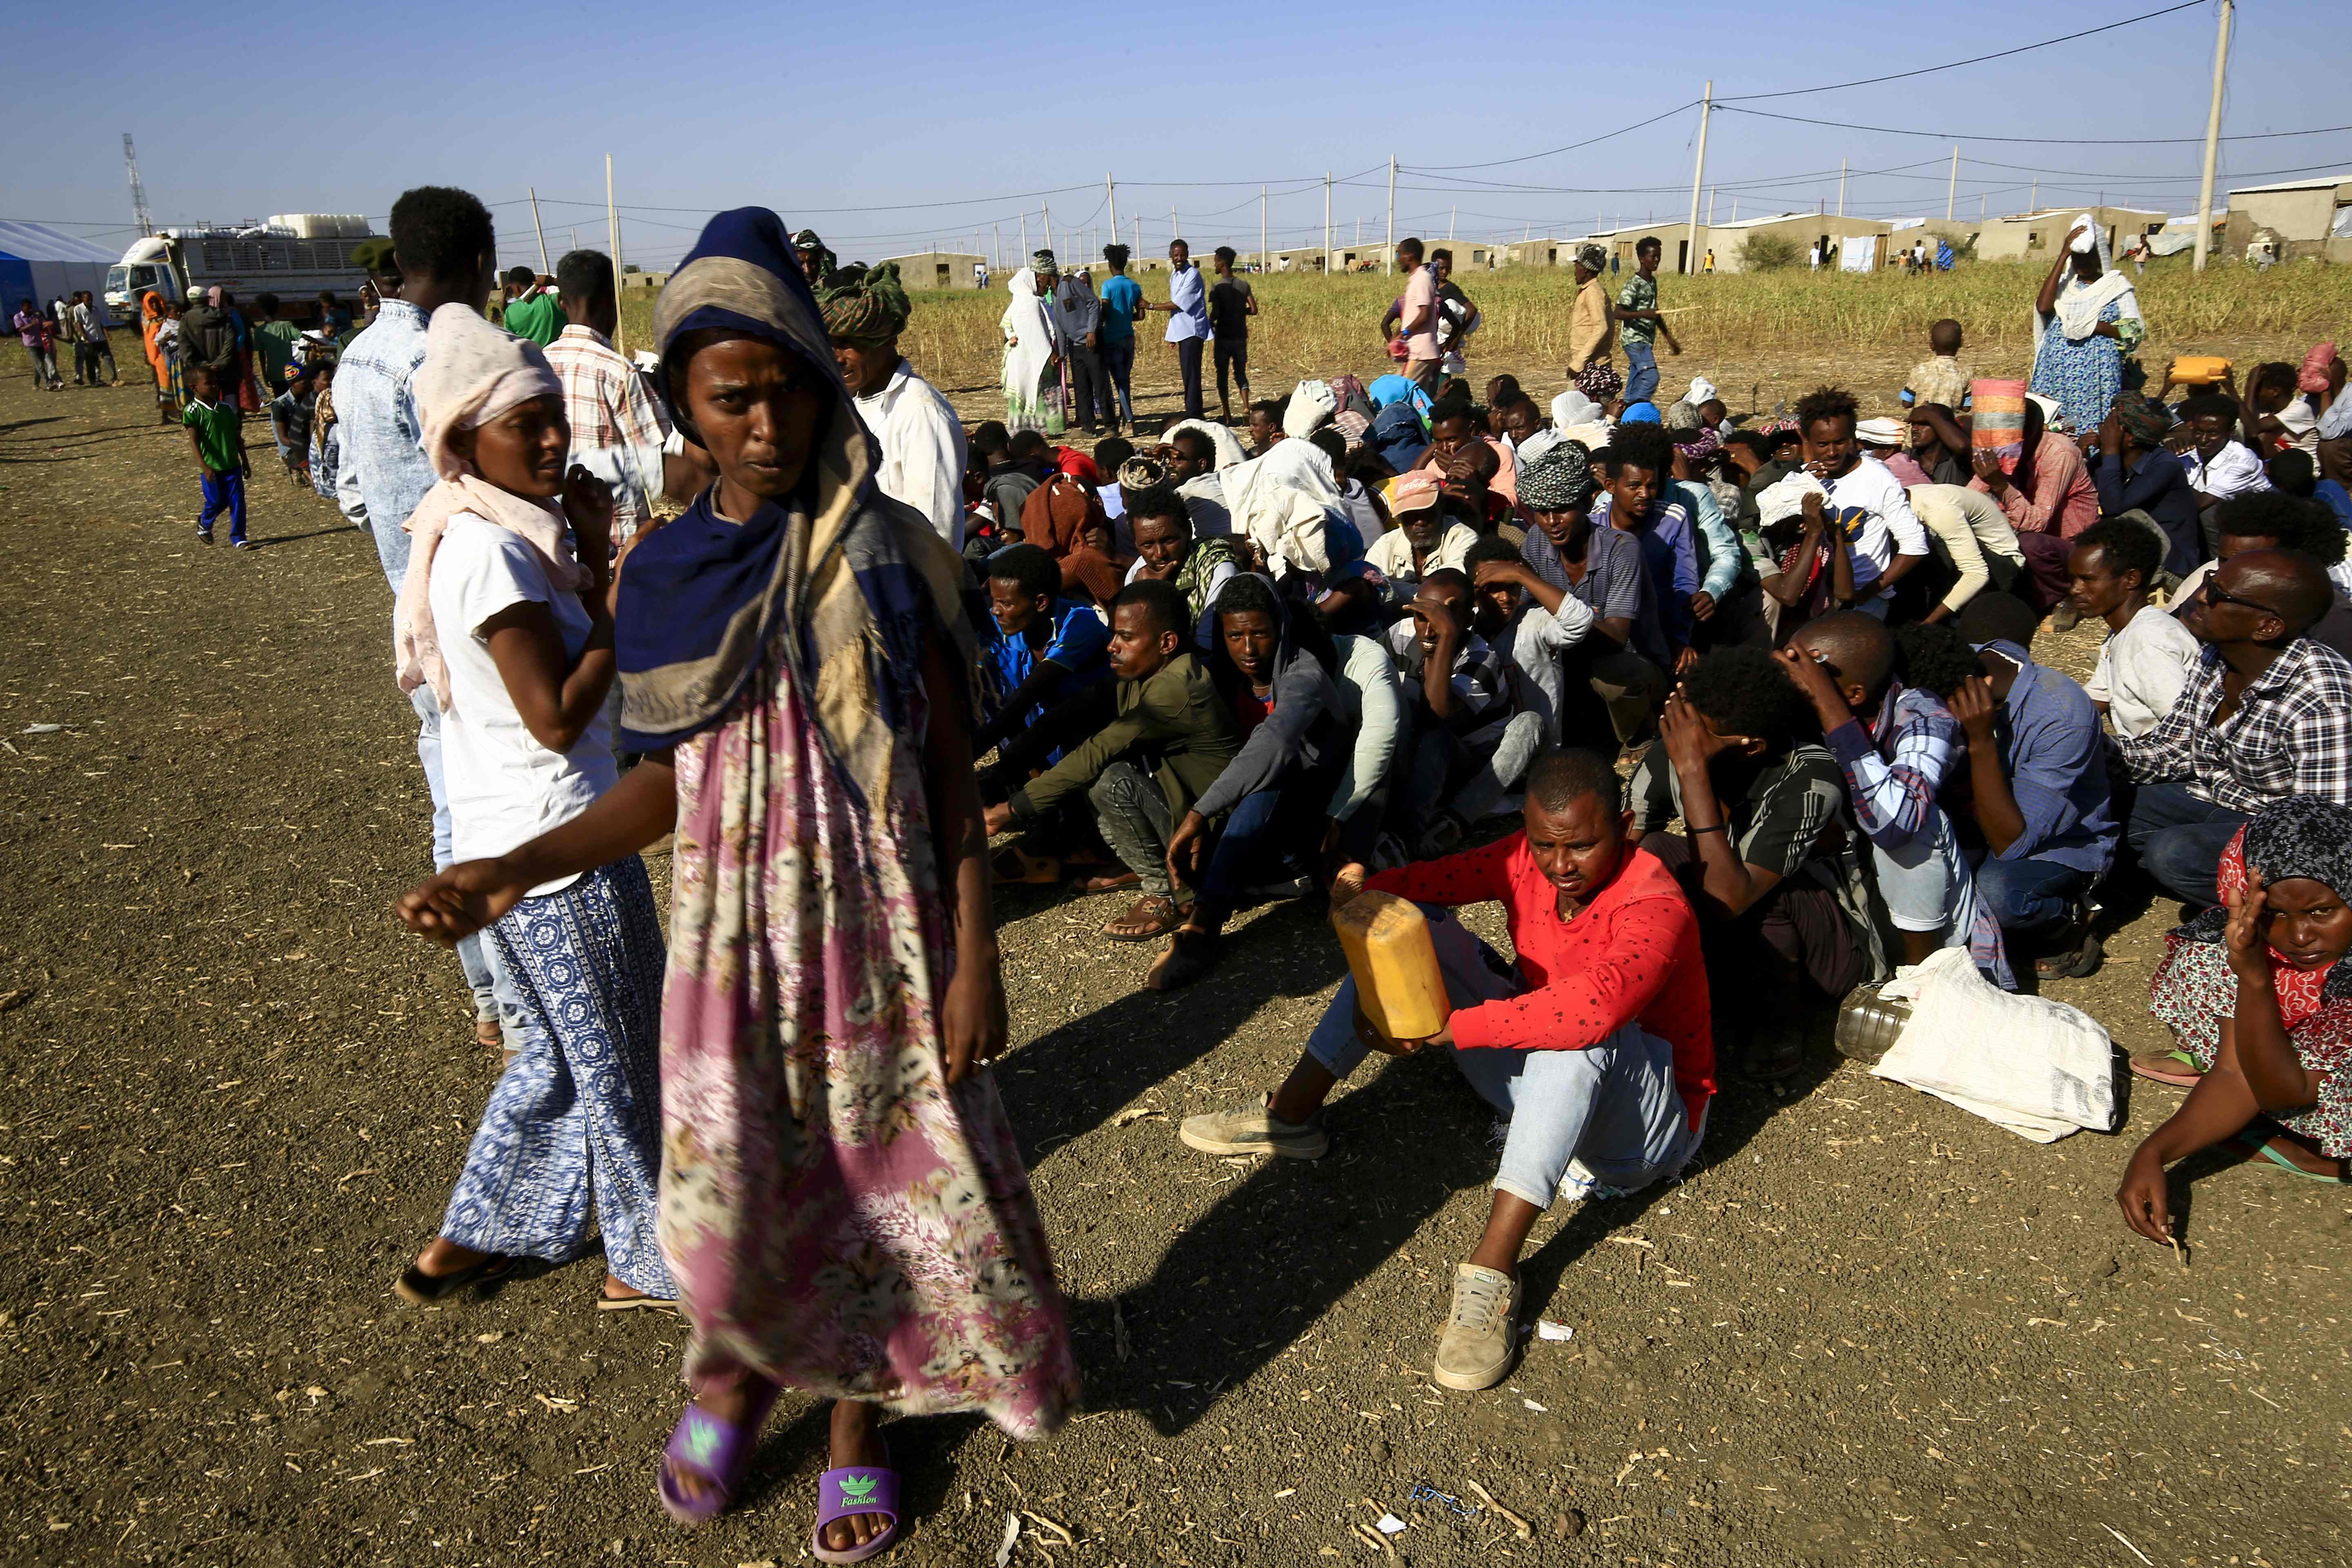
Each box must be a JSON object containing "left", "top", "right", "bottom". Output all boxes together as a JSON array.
[
  {"left": 499, "top": 266, "right": 567, "bottom": 345},
  {"left": 183, "top": 364, "right": 251, "bottom": 547}
]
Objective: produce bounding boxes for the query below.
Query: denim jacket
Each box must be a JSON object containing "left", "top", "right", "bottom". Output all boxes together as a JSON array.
[{"left": 332, "top": 299, "right": 435, "bottom": 588}]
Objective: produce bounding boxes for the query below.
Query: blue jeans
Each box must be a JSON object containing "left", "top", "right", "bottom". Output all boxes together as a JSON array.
[
  {"left": 1973, "top": 854, "right": 2091, "bottom": 941},
  {"left": 1197, "top": 767, "right": 1336, "bottom": 913},
  {"left": 2126, "top": 780, "right": 2249, "bottom": 909},
  {"left": 1175, "top": 336, "right": 1205, "bottom": 419},
  {"left": 1100, "top": 339, "right": 1135, "bottom": 424},
  {"left": 1622, "top": 339, "right": 1659, "bottom": 406},
  {"left": 1307, "top": 908, "right": 1703, "bottom": 1207},
  {"left": 197, "top": 471, "right": 246, "bottom": 543},
  {"left": 410, "top": 682, "right": 507, "bottom": 1038}
]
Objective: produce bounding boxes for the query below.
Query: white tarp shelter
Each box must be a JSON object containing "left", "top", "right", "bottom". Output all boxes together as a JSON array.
[
  {"left": 0, "top": 221, "right": 123, "bottom": 324},
  {"left": 1839, "top": 234, "right": 1880, "bottom": 273}
]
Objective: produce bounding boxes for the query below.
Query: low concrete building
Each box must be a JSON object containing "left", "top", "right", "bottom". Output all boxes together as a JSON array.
[
  {"left": 1500, "top": 238, "right": 1570, "bottom": 268},
  {"left": 877, "top": 250, "right": 989, "bottom": 291},
  {"left": 1974, "top": 207, "right": 2167, "bottom": 264},
  {"left": 2223, "top": 173, "right": 2352, "bottom": 263},
  {"left": 1697, "top": 213, "right": 1898, "bottom": 274}
]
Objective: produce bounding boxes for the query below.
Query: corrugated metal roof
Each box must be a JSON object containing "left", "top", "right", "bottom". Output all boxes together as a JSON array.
[
  {"left": 0, "top": 220, "right": 125, "bottom": 265},
  {"left": 2227, "top": 171, "right": 2352, "bottom": 196}
]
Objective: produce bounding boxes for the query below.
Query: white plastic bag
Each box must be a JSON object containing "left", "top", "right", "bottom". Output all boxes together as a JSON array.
[{"left": 1869, "top": 947, "right": 2119, "bottom": 1142}]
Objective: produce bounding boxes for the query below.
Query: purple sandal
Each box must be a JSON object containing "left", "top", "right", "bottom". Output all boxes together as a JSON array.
[
  {"left": 811, "top": 1446, "right": 901, "bottom": 1565},
  {"left": 655, "top": 1382, "right": 780, "bottom": 1526}
]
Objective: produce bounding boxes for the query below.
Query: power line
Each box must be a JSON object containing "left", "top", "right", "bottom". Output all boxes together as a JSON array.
[
  {"left": 1716, "top": 1, "right": 2203, "bottom": 101},
  {"left": 1715, "top": 102, "right": 2352, "bottom": 147},
  {"left": 1403, "top": 102, "right": 1702, "bottom": 173}
]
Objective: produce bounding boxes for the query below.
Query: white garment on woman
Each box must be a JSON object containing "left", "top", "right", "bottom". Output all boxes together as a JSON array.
[
  {"left": 998, "top": 268, "right": 1060, "bottom": 396},
  {"left": 428, "top": 513, "right": 615, "bottom": 891},
  {"left": 1222, "top": 439, "right": 1342, "bottom": 580}
]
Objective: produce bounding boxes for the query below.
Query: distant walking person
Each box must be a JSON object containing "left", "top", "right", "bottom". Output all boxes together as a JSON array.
[
  {"left": 1098, "top": 243, "right": 1144, "bottom": 433},
  {"left": 13, "top": 298, "right": 62, "bottom": 391},
  {"left": 1207, "top": 245, "right": 1256, "bottom": 420},
  {"left": 69, "top": 292, "right": 118, "bottom": 386},
  {"left": 1146, "top": 238, "right": 1211, "bottom": 421},
  {"left": 1000, "top": 252, "right": 1065, "bottom": 436},
  {"left": 1567, "top": 243, "right": 1621, "bottom": 403},
  {"left": 1617, "top": 236, "right": 1682, "bottom": 407},
  {"left": 1395, "top": 236, "right": 1442, "bottom": 393},
  {"left": 1041, "top": 252, "right": 1105, "bottom": 435},
  {"left": 182, "top": 364, "right": 250, "bottom": 548}
]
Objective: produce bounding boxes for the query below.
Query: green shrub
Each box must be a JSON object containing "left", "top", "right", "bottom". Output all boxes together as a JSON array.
[{"left": 1736, "top": 233, "right": 1804, "bottom": 273}]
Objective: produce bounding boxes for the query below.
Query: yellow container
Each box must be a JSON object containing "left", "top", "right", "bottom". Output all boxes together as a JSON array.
[
  {"left": 2170, "top": 355, "right": 2232, "bottom": 386},
  {"left": 1330, "top": 891, "right": 1452, "bottom": 1049}
]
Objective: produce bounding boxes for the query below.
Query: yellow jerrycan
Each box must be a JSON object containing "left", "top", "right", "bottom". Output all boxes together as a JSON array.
[{"left": 1330, "top": 891, "right": 1452, "bottom": 1050}]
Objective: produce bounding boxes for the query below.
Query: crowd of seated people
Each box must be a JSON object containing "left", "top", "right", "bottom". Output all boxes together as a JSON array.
[{"left": 904, "top": 289, "right": 2352, "bottom": 1377}]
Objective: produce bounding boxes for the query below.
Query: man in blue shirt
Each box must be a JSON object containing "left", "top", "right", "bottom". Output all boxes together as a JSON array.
[
  {"left": 333, "top": 185, "right": 517, "bottom": 1050},
  {"left": 975, "top": 543, "right": 1114, "bottom": 767},
  {"left": 1096, "top": 245, "right": 1144, "bottom": 435},
  {"left": 1947, "top": 594, "right": 2118, "bottom": 975},
  {"left": 1145, "top": 240, "right": 1210, "bottom": 421}
]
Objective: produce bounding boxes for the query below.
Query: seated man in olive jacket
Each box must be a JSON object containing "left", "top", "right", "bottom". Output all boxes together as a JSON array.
[{"left": 984, "top": 578, "right": 1242, "bottom": 940}]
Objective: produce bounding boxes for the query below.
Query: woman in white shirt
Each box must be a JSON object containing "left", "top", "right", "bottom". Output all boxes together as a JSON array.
[{"left": 389, "top": 305, "right": 673, "bottom": 1312}]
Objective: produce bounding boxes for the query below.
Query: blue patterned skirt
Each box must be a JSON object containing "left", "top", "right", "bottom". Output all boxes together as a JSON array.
[{"left": 438, "top": 856, "right": 675, "bottom": 1296}]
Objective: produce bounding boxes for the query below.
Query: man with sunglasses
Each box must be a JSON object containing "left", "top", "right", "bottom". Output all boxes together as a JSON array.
[{"left": 2117, "top": 539, "right": 2352, "bottom": 908}]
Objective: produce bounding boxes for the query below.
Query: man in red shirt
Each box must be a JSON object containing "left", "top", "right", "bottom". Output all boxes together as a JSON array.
[{"left": 1178, "top": 749, "right": 1713, "bottom": 1392}]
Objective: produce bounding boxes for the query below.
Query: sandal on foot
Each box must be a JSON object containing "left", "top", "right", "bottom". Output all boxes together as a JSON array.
[
  {"left": 2227, "top": 1131, "right": 2343, "bottom": 1183},
  {"left": 393, "top": 1254, "right": 513, "bottom": 1305},
  {"left": 474, "top": 1017, "right": 503, "bottom": 1049},
  {"left": 656, "top": 1383, "right": 781, "bottom": 1525},
  {"left": 2128, "top": 1049, "right": 2203, "bottom": 1088},
  {"left": 1105, "top": 894, "right": 1187, "bottom": 941},
  {"left": 990, "top": 844, "right": 1060, "bottom": 886},
  {"left": 596, "top": 1289, "right": 679, "bottom": 1314},
  {"left": 811, "top": 1448, "right": 902, "bottom": 1564},
  {"left": 2035, "top": 929, "right": 2105, "bottom": 980},
  {"left": 1079, "top": 869, "right": 1143, "bottom": 895}
]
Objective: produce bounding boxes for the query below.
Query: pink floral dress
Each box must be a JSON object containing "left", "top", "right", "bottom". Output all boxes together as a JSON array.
[{"left": 655, "top": 621, "right": 1077, "bottom": 1435}]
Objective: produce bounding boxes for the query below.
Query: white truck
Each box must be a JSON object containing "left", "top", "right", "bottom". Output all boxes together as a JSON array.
[{"left": 104, "top": 214, "right": 382, "bottom": 325}]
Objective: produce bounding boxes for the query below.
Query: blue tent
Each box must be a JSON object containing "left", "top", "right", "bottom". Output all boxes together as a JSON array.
[{"left": 0, "top": 221, "right": 126, "bottom": 325}]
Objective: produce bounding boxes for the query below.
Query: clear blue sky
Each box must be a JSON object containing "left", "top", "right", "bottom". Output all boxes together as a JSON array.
[{"left": 4, "top": 0, "right": 2344, "bottom": 270}]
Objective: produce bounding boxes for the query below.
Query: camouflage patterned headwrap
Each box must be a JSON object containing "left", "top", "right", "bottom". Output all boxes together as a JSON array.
[{"left": 819, "top": 261, "right": 911, "bottom": 349}]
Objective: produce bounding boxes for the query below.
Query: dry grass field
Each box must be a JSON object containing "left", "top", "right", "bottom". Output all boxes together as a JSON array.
[{"left": 622, "top": 257, "right": 2351, "bottom": 428}]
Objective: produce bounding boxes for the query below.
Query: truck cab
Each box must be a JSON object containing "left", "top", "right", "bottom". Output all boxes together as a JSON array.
[{"left": 104, "top": 237, "right": 180, "bottom": 323}]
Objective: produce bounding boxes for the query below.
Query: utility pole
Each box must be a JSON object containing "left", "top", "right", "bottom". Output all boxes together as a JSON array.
[
  {"left": 1707, "top": 188, "right": 1716, "bottom": 225},
  {"left": 1386, "top": 156, "right": 1396, "bottom": 274},
  {"left": 1044, "top": 203, "right": 1053, "bottom": 258},
  {"left": 1684, "top": 80, "right": 1713, "bottom": 275},
  {"left": 1106, "top": 172, "right": 1118, "bottom": 255},
  {"left": 1838, "top": 159, "right": 1848, "bottom": 218},
  {"left": 992, "top": 223, "right": 1000, "bottom": 272},
  {"left": 2193, "top": 0, "right": 2232, "bottom": 272},
  {"left": 2029, "top": 179, "right": 2038, "bottom": 213},
  {"left": 1020, "top": 213, "right": 1028, "bottom": 262},
  {"left": 1323, "top": 172, "right": 1332, "bottom": 276},
  {"left": 1448, "top": 205, "right": 1457, "bottom": 243},
  {"left": 1262, "top": 185, "right": 1268, "bottom": 272},
  {"left": 1170, "top": 203, "right": 1177, "bottom": 249},
  {"left": 1979, "top": 194, "right": 1987, "bottom": 219},
  {"left": 1946, "top": 145, "right": 1959, "bottom": 221},
  {"left": 528, "top": 187, "right": 550, "bottom": 273},
  {"left": 604, "top": 154, "right": 625, "bottom": 356}
]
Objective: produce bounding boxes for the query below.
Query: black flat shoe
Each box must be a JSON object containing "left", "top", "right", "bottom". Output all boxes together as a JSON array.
[{"left": 394, "top": 1254, "right": 514, "bottom": 1305}]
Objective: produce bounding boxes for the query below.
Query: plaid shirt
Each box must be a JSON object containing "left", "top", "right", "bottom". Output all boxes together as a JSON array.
[
  {"left": 2118, "top": 639, "right": 2352, "bottom": 811},
  {"left": 1822, "top": 681, "right": 1956, "bottom": 851},
  {"left": 1387, "top": 618, "right": 1514, "bottom": 747},
  {"left": 543, "top": 325, "right": 668, "bottom": 534}
]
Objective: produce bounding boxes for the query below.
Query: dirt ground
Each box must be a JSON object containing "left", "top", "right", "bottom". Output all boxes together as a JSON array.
[{"left": 3, "top": 351, "right": 2349, "bottom": 1568}]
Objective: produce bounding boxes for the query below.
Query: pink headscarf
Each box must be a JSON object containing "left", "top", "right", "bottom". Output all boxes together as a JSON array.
[{"left": 393, "top": 303, "right": 587, "bottom": 713}]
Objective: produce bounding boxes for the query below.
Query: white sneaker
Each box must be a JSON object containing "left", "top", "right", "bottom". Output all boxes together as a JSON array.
[
  {"left": 1432, "top": 1263, "right": 1520, "bottom": 1391},
  {"left": 1178, "top": 1100, "right": 1329, "bottom": 1160}
]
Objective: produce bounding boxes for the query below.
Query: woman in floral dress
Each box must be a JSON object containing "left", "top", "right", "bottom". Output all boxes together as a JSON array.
[
  {"left": 2118, "top": 798, "right": 2352, "bottom": 1250},
  {"left": 397, "top": 207, "right": 1075, "bottom": 1564},
  {"left": 2029, "top": 214, "right": 2145, "bottom": 434}
]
